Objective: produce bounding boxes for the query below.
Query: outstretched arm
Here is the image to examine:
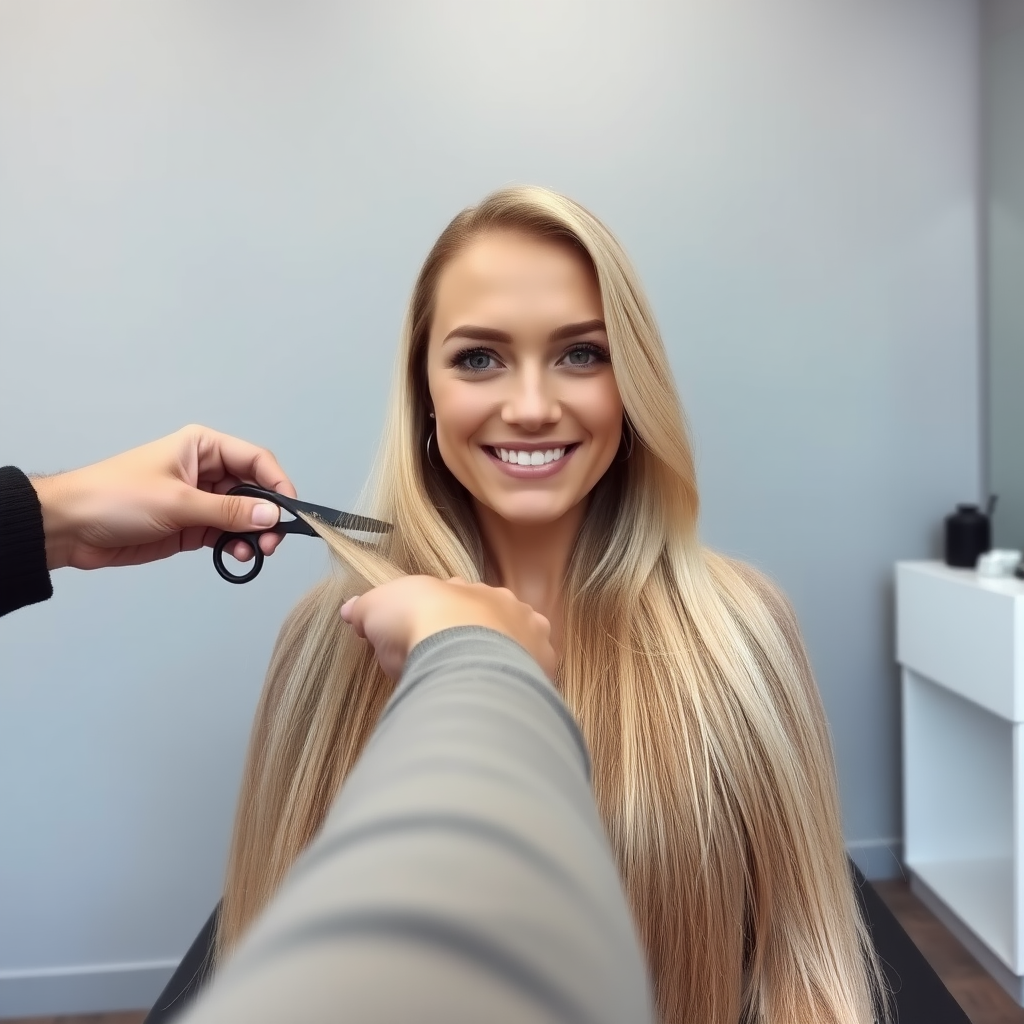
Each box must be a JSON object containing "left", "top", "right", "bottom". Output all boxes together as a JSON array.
[
  {"left": 1, "top": 424, "right": 295, "bottom": 617},
  {"left": 181, "top": 579, "right": 654, "bottom": 1024}
]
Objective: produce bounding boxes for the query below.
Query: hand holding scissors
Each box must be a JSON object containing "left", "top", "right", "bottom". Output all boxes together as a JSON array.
[
  {"left": 213, "top": 485, "right": 392, "bottom": 584},
  {"left": 29, "top": 425, "right": 296, "bottom": 571}
]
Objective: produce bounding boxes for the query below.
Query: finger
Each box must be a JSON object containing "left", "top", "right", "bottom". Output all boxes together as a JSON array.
[
  {"left": 227, "top": 538, "right": 256, "bottom": 562},
  {"left": 258, "top": 531, "right": 283, "bottom": 556},
  {"left": 194, "top": 429, "right": 297, "bottom": 498},
  {"left": 195, "top": 521, "right": 281, "bottom": 555},
  {"left": 174, "top": 524, "right": 209, "bottom": 555},
  {"left": 177, "top": 487, "right": 281, "bottom": 534},
  {"left": 211, "top": 475, "right": 244, "bottom": 496},
  {"left": 339, "top": 596, "right": 367, "bottom": 638},
  {"left": 199, "top": 526, "right": 226, "bottom": 551}
]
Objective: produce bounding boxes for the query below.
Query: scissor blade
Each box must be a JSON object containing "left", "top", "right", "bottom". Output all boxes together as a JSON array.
[
  {"left": 298, "top": 500, "right": 392, "bottom": 534},
  {"left": 333, "top": 511, "right": 393, "bottom": 534}
]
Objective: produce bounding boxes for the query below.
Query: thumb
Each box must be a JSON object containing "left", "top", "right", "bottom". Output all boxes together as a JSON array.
[
  {"left": 340, "top": 596, "right": 368, "bottom": 638},
  {"left": 178, "top": 487, "right": 280, "bottom": 533},
  {"left": 340, "top": 596, "right": 358, "bottom": 623}
]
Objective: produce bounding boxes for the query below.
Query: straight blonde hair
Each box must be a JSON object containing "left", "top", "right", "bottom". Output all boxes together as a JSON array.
[{"left": 217, "top": 186, "right": 887, "bottom": 1024}]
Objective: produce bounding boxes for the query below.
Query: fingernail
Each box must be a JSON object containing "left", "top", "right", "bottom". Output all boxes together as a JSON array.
[
  {"left": 251, "top": 502, "right": 278, "bottom": 527},
  {"left": 340, "top": 597, "right": 355, "bottom": 620}
]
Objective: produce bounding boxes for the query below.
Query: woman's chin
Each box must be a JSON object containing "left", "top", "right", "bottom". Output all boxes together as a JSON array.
[{"left": 474, "top": 494, "right": 584, "bottom": 528}]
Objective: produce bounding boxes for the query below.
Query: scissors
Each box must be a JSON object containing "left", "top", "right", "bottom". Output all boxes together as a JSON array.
[{"left": 213, "top": 484, "right": 392, "bottom": 584}]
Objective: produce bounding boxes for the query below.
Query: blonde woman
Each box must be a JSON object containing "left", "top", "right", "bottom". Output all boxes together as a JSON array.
[{"left": 215, "top": 186, "right": 887, "bottom": 1024}]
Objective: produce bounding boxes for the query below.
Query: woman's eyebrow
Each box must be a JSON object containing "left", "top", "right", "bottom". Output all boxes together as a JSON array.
[{"left": 442, "top": 319, "right": 607, "bottom": 345}]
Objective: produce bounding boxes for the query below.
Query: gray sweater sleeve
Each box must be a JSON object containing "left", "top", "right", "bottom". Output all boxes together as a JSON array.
[{"left": 181, "top": 626, "right": 655, "bottom": 1024}]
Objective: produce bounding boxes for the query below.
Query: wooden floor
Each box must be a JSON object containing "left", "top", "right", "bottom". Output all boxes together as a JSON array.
[
  {"left": 873, "top": 879, "right": 1024, "bottom": 1024},
  {"left": 6, "top": 880, "right": 1024, "bottom": 1024}
]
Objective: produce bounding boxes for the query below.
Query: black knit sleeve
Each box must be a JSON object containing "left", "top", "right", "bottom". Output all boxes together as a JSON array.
[{"left": 0, "top": 466, "right": 53, "bottom": 617}]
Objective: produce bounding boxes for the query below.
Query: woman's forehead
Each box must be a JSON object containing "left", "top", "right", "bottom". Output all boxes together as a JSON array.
[{"left": 431, "top": 235, "right": 602, "bottom": 333}]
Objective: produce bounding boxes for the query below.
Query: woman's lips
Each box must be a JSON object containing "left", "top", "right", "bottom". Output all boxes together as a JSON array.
[{"left": 483, "top": 443, "right": 579, "bottom": 479}]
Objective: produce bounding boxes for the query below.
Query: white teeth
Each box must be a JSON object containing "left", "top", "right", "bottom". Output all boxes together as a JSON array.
[{"left": 495, "top": 447, "right": 568, "bottom": 465}]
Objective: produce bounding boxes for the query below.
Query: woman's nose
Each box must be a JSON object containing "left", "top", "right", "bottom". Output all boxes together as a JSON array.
[{"left": 501, "top": 367, "right": 561, "bottom": 431}]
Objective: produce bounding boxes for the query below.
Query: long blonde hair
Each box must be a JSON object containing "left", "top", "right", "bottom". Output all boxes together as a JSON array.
[{"left": 217, "top": 186, "right": 887, "bottom": 1023}]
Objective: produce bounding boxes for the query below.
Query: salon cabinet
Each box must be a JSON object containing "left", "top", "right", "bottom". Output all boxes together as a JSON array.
[{"left": 896, "top": 560, "right": 1024, "bottom": 1003}]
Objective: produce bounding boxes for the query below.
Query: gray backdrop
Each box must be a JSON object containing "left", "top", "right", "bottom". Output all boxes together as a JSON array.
[{"left": 0, "top": 0, "right": 981, "bottom": 1015}]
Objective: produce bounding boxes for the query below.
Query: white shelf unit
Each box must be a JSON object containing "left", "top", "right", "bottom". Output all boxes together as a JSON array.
[{"left": 896, "top": 561, "right": 1024, "bottom": 1002}]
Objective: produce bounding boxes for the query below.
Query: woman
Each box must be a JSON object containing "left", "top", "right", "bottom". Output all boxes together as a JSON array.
[{"left": 217, "top": 185, "right": 886, "bottom": 1023}]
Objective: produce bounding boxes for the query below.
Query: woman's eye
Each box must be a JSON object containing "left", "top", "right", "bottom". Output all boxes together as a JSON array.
[
  {"left": 566, "top": 349, "right": 594, "bottom": 366},
  {"left": 562, "top": 343, "right": 608, "bottom": 368},
  {"left": 453, "top": 348, "right": 499, "bottom": 373}
]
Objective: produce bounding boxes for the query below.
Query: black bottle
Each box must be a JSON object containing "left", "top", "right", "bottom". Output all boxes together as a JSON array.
[{"left": 944, "top": 504, "right": 991, "bottom": 568}]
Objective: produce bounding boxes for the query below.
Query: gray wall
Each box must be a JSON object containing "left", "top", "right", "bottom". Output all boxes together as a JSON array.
[
  {"left": 984, "top": 0, "right": 1024, "bottom": 548},
  {"left": 0, "top": 0, "right": 981, "bottom": 1015}
]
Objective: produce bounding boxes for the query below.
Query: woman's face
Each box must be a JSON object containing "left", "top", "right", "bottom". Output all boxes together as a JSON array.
[{"left": 425, "top": 231, "right": 624, "bottom": 526}]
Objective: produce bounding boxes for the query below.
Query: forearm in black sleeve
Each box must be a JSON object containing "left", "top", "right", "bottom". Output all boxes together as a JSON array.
[
  {"left": 182, "top": 626, "right": 655, "bottom": 1024},
  {"left": 0, "top": 467, "right": 53, "bottom": 618}
]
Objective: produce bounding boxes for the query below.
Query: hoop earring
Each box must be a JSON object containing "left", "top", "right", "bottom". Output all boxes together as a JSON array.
[
  {"left": 426, "top": 429, "right": 443, "bottom": 471},
  {"left": 616, "top": 421, "right": 635, "bottom": 462}
]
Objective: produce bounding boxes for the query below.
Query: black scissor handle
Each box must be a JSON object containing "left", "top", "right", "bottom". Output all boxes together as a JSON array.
[
  {"left": 212, "top": 484, "right": 391, "bottom": 585},
  {"left": 213, "top": 531, "right": 265, "bottom": 584}
]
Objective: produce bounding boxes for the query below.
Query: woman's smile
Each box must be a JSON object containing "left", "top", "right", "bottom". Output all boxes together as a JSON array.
[{"left": 482, "top": 441, "right": 581, "bottom": 478}]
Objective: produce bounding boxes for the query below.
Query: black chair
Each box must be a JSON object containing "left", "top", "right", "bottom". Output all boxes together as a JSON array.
[
  {"left": 144, "top": 863, "right": 971, "bottom": 1023},
  {"left": 145, "top": 904, "right": 219, "bottom": 1024},
  {"left": 852, "top": 866, "right": 970, "bottom": 1023}
]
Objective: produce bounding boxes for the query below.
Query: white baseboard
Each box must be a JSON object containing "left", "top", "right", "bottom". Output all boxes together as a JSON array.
[
  {"left": 0, "top": 959, "right": 176, "bottom": 1019},
  {"left": 846, "top": 837, "right": 905, "bottom": 880}
]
